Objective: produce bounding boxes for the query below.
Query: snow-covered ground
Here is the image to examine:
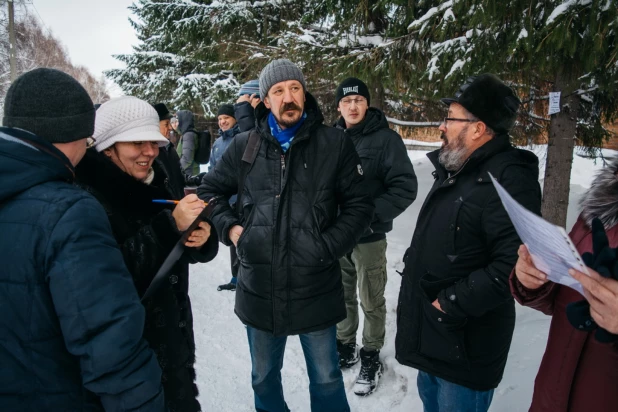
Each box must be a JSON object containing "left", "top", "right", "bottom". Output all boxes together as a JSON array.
[{"left": 191, "top": 147, "right": 609, "bottom": 411}]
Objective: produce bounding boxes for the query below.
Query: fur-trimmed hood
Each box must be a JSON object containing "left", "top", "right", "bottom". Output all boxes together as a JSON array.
[{"left": 580, "top": 157, "right": 618, "bottom": 229}]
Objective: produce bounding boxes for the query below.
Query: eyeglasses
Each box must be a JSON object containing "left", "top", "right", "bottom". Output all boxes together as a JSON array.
[
  {"left": 86, "top": 136, "right": 96, "bottom": 148},
  {"left": 442, "top": 117, "right": 477, "bottom": 127},
  {"left": 340, "top": 97, "right": 367, "bottom": 107}
]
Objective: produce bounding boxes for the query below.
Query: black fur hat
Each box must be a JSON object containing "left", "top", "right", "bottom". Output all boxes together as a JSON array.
[{"left": 441, "top": 74, "right": 520, "bottom": 133}]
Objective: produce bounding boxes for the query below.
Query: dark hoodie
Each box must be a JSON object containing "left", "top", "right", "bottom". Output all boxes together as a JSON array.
[
  {"left": 336, "top": 107, "right": 418, "bottom": 243},
  {"left": 176, "top": 110, "right": 200, "bottom": 175},
  {"left": 0, "top": 127, "right": 164, "bottom": 411}
]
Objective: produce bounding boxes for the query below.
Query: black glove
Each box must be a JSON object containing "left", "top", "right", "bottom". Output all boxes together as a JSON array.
[
  {"left": 185, "top": 172, "right": 206, "bottom": 187},
  {"left": 566, "top": 218, "right": 618, "bottom": 343}
]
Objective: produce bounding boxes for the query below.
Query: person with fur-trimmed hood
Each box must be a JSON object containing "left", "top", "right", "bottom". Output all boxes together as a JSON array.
[
  {"left": 198, "top": 59, "right": 374, "bottom": 412},
  {"left": 75, "top": 96, "right": 219, "bottom": 412},
  {"left": 396, "top": 74, "right": 542, "bottom": 412},
  {"left": 511, "top": 158, "right": 618, "bottom": 412},
  {"left": 333, "top": 77, "right": 418, "bottom": 396}
]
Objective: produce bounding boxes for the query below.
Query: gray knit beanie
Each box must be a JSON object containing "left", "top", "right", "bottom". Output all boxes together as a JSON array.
[
  {"left": 259, "top": 59, "right": 307, "bottom": 98},
  {"left": 3, "top": 68, "right": 95, "bottom": 143}
]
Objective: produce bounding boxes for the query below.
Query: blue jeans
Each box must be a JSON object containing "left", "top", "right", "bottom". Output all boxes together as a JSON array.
[
  {"left": 246, "top": 325, "right": 350, "bottom": 412},
  {"left": 417, "top": 371, "right": 494, "bottom": 412}
]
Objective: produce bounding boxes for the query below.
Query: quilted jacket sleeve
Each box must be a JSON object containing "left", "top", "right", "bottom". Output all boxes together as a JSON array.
[
  {"left": 322, "top": 133, "right": 375, "bottom": 259},
  {"left": 46, "top": 196, "right": 164, "bottom": 411}
]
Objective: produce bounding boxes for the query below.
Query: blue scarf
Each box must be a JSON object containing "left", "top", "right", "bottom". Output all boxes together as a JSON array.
[{"left": 268, "top": 111, "right": 307, "bottom": 153}]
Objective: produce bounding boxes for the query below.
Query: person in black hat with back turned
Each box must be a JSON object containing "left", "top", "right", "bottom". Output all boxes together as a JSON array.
[
  {"left": 395, "top": 73, "right": 542, "bottom": 412},
  {"left": 0, "top": 68, "right": 165, "bottom": 411}
]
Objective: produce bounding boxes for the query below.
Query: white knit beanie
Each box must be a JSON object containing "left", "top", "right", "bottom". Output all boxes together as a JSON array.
[{"left": 94, "top": 96, "right": 169, "bottom": 152}]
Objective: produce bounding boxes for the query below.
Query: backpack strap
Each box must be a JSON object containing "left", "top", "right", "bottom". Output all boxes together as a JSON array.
[{"left": 236, "top": 130, "right": 261, "bottom": 215}]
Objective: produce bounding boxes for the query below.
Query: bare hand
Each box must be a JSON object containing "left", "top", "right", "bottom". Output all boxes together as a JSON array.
[
  {"left": 236, "top": 94, "right": 251, "bottom": 104},
  {"left": 185, "top": 221, "right": 211, "bottom": 248},
  {"left": 515, "top": 245, "right": 548, "bottom": 290},
  {"left": 172, "top": 194, "right": 205, "bottom": 231},
  {"left": 571, "top": 268, "right": 618, "bottom": 334},
  {"left": 432, "top": 299, "right": 445, "bottom": 313},
  {"left": 249, "top": 94, "right": 261, "bottom": 108},
  {"left": 229, "top": 225, "right": 244, "bottom": 247}
]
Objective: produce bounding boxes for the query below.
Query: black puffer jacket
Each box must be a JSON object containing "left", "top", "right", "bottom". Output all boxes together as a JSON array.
[
  {"left": 177, "top": 110, "right": 200, "bottom": 175},
  {"left": 234, "top": 101, "right": 256, "bottom": 133},
  {"left": 395, "top": 134, "right": 542, "bottom": 391},
  {"left": 76, "top": 149, "right": 219, "bottom": 412},
  {"left": 335, "top": 108, "right": 417, "bottom": 243},
  {"left": 198, "top": 94, "right": 374, "bottom": 336}
]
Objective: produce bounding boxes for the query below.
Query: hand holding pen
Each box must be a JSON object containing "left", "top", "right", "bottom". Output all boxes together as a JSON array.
[{"left": 168, "top": 194, "right": 206, "bottom": 231}]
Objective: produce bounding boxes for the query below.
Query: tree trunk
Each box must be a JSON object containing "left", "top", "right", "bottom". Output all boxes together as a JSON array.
[
  {"left": 541, "top": 69, "right": 580, "bottom": 227},
  {"left": 371, "top": 80, "right": 385, "bottom": 111}
]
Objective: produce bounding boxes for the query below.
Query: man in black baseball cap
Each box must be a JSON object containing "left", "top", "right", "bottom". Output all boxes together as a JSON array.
[{"left": 395, "top": 73, "right": 542, "bottom": 412}]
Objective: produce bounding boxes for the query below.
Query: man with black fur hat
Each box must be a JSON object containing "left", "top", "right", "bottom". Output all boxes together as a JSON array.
[
  {"left": 395, "top": 73, "right": 542, "bottom": 411},
  {"left": 0, "top": 68, "right": 165, "bottom": 411},
  {"left": 333, "top": 77, "right": 417, "bottom": 396}
]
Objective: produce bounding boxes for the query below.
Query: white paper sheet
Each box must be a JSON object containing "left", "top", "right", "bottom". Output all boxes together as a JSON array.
[
  {"left": 489, "top": 173, "right": 587, "bottom": 295},
  {"left": 548, "top": 92, "right": 561, "bottom": 115}
]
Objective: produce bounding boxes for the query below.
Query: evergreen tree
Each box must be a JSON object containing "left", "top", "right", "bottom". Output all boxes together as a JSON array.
[{"left": 399, "top": 0, "right": 618, "bottom": 226}]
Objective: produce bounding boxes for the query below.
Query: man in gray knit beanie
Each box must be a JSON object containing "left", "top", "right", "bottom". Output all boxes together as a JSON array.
[
  {"left": 258, "top": 59, "right": 307, "bottom": 99},
  {"left": 199, "top": 57, "right": 374, "bottom": 411}
]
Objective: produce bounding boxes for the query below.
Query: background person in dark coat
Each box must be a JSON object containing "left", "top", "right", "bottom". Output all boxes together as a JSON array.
[
  {"left": 209, "top": 104, "right": 243, "bottom": 291},
  {"left": 153, "top": 103, "right": 205, "bottom": 188},
  {"left": 177, "top": 109, "right": 201, "bottom": 175},
  {"left": 395, "top": 74, "right": 542, "bottom": 412},
  {"left": 216, "top": 83, "right": 261, "bottom": 291},
  {"left": 0, "top": 69, "right": 165, "bottom": 411},
  {"left": 76, "top": 96, "right": 219, "bottom": 412},
  {"left": 511, "top": 158, "right": 618, "bottom": 412},
  {"left": 333, "top": 77, "right": 417, "bottom": 396},
  {"left": 234, "top": 79, "right": 261, "bottom": 132},
  {"left": 198, "top": 59, "right": 374, "bottom": 412}
]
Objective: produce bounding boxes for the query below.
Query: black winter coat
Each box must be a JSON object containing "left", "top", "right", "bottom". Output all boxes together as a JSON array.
[
  {"left": 335, "top": 108, "right": 417, "bottom": 242},
  {"left": 234, "top": 101, "right": 256, "bottom": 133},
  {"left": 198, "top": 94, "right": 374, "bottom": 336},
  {"left": 395, "top": 134, "right": 542, "bottom": 390},
  {"left": 75, "top": 149, "right": 218, "bottom": 412},
  {"left": 0, "top": 127, "right": 165, "bottom": 411}
]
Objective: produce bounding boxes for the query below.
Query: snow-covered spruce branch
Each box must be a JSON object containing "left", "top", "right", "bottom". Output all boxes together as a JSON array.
[{"left": 386, "top": 117, "right": 441, "bottom": 127}]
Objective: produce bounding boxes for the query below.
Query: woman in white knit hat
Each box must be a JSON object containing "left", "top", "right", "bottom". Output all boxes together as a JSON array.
[{"left": 75, "top": 95, "right": 219, "bottom": 412}]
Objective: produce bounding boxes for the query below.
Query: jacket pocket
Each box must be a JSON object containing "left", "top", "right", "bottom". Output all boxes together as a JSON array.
[
  {"left": 446, "top": 197, "right": 463, "bottom": 254},
  {"left": 418, "top": 298, "right": 469, "bottom": 367},
  {"left": 312, "top": 206, "right": 335, "bottom": 261},
  {"left": 236, "top": 203, "right": 255, "bottom": 256},
  {"left": 419, "top": 274, "right": 459, "bottom": 301}
]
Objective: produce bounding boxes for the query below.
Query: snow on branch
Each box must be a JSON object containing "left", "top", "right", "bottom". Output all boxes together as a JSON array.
[
  {"left": 408, "top": 1, "right": 454, "bottom": 30},
  {"left": 546, "top": 0, "right": 593, "bottom": 26},
  {"left": 387, "top": 117, "right": 441, "bottom": 127}
]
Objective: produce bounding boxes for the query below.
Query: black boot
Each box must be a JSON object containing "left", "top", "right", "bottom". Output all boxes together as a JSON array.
[
  {"left": 336, "top": 339, "right": 359, "bottom": 368},
  {"left": 217, "top": 277, "right": 237, "bottom": 291},
  {"left": 353, "top": 348, "right": 382, "bottom": 396}
]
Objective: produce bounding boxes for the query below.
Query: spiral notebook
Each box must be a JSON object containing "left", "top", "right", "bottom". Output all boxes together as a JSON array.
[{"left": 489, "top": 173, "right": 587, "bottom": 295}]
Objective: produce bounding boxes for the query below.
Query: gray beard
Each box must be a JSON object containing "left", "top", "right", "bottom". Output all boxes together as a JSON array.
[{"left": 438, "top": 129, "right": 469, "bottom": 172}]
